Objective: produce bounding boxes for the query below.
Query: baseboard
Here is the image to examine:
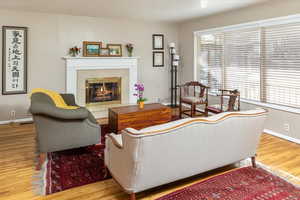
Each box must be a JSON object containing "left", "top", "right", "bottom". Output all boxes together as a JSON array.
[
  {"left": 264, "top": 129, "right": 300, "bottom": 145},
  {"left": 0, "top": 117, "right": 33, "bottom": 125}
]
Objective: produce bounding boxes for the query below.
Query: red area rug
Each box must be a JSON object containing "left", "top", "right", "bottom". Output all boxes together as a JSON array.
[
  {"left": 38, "top": 125, "right": 111, "bottom": 195},
  {"left": 156, "top": 167, "right": 300, "bottom": 200}
]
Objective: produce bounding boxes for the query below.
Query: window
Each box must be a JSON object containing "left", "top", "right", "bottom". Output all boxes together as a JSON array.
[
  {"left": 195, "top": 15, "right": 300, "bottom": 109},
  {"left": 197, "top": 33, "right": 224, "bottom": 93}
]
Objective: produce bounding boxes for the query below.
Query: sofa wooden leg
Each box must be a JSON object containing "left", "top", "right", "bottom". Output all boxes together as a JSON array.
[
  {"left": 130, "top": 193, "right": 136, "bottom": 200},
  {"left": 36, "top": 153, "right": 46, "bottom": 170},
  {"left": 251, "top": 156, "right": 257, "bottom": 168}
]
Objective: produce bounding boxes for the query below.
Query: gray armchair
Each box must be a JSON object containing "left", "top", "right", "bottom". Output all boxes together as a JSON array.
[{"left": 29, "top": 92, "right": 100, "bottom": 169}]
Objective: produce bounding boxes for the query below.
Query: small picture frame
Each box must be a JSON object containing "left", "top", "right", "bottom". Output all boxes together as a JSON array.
[
  {"left": 83, "top": 41, "right": 102, "bottom": 57},
  {"left": 153, "top": 34, "right": 164, "bottom": 50},
  {"left": 153, "top": 52, "right": 164, "bottom": 67},
  {"left": 107, "top": 44, "right": 122, "bottom": 57},
  {"left": 99, "top": 48, "right": 109, "bottom": 57}
]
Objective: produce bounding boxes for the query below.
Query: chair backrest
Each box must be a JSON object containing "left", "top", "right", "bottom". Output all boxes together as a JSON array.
[{"left": 181, "top": 81, "right": 208, "bottom": 98}]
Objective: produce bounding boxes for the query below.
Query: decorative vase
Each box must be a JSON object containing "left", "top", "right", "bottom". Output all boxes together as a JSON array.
[
  {"left": 139, "top": 101, "right": 144, "bottom": 109},
  {"left": 128, "top": 51, "right": 133, "bottom": 57}
]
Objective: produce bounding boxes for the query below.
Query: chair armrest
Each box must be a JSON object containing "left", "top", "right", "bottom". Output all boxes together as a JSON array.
[
  {"left": 106, "top": 133, "right": 123, "bottom": 149},
  {"left": 30, "top": 102, "right": 89, "bottom": 120}
]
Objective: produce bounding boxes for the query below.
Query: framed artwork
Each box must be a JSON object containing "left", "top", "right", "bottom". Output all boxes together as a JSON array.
[
  {"left": 107, "top": 44, "right": 122, "bottom": 57},
  {"left": 152, "top": 34, "right": 164, "bottom": 50},
  {"left": 2, "top": 26, "right": 28, "bottom": 95},
  {"left": 83, "top": 41, "right": 102, "bottom": 57},
  {"left": 99, "top": 48, "right": 109, "bottom": 57},
  {"left": 153, "top": 52, "right": 164, "bottom": 67}
]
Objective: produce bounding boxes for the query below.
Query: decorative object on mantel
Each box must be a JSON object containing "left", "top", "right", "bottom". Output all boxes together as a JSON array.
[
  {"left": 169, "top": 42, "right": 180, "bottom": 107},
  {"left": 153, "top": 52, "right": 164, "bottom": 67},
  {"left": 99, "top": 48, "right": 109, "bottom": 57},
  {"left": 134, "top": 83, "right": 147, "bottom": 109},
  {"left": 83, "top": 41, "right": 102, "bottom": 57},
  {"left": 69, "top": 46, "right": 81, "bottom": 57},
  {"left": 2, "top": 26, "right": 28, "bottom": 95},
  {"left": 152, "top": 34, "right": 164, "bottom": 50},
  {"left": 126, "top": 43, "right": 134, "bottom": 57},
  {"left": 107, "top": 44, "right": 122, "bottom": 57}
]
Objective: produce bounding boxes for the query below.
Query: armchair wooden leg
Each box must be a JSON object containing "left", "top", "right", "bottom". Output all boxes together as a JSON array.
[
  {"left": 251, "top": 156, "right": 257, "bottom": 168},
  {"left": 36, "top": 153, "right": 46, "bottom": 170},
  {"left": 130, "top": 193, "right": 136, "bottom": 200},
  {"left": 179, "top": 101, "right": 182, "bottom": 119}
]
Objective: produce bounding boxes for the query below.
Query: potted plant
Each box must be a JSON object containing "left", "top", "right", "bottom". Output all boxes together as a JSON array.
[
  {"left": 134, "top": 83, "right": 147, "bottom": 109},
  {"left": 126, "top": 43, "right": 134, "bottom": 57},
  {"left": 69, "top": 46, "right": 81, "bottom": 57}
]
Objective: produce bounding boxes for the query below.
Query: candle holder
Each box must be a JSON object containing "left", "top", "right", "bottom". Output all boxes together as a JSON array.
[{"left": 169, "top": 43, "right": 180, "bottom": 108}]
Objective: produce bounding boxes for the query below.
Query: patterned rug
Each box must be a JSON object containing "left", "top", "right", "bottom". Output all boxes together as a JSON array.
[
  {"left": 156, "top": 166, "right": 300, "bottom": 200},
  {"left": 35, "top": 125, "right": 111, "bottom": 195}
]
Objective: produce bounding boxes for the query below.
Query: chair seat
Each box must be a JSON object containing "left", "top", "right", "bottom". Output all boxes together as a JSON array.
[{"left": 181, "top": 96, "right": 206, "bottom": 104}]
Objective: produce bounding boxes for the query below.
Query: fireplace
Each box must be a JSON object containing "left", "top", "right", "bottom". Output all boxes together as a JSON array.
[{"left": 85, "top": 77, "right": 121, "bottom": 106}]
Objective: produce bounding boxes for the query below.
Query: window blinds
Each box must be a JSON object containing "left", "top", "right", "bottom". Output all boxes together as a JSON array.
[
  {"left": 197, "top": 33, "right": 224, "bottom": 93},
  {"left": 197, "top": 19, "right": 300, "bottom": 108},
  {"left": 263, "top": 23, "right": 300, "bottom": 107},
  {"left": 224, "top": 28, "right": 261, "bottom": 101}
]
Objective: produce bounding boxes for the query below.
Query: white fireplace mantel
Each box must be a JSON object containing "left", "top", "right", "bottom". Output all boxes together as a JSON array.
[{"left": 63, "top": 56, "right": 138, "bottom": 104}]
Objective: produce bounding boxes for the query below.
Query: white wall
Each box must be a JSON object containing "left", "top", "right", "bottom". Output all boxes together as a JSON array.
[
  {"left": 0, "top": 9, "right": 178, "bottom": 121},
  {"left": 178, "top": 0, "right": 300, "bottom": 140}
]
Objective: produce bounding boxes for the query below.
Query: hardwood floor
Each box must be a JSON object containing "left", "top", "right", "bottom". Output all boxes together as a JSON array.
[{"left": 0, "top": 122, "right": 300, "bottom": 200}]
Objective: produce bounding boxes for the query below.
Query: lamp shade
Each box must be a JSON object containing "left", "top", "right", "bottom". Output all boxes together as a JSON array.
[{"left": 169, "top": 43, "right": 175, "bottom": 48}]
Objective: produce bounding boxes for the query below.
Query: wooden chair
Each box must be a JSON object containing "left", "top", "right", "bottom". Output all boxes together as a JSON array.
[
  {"left": 179, "top": 81, "right": 209, "bottom": 118},
  {"left": 207, "top": 89, "right": 240, "bottom": 114}
]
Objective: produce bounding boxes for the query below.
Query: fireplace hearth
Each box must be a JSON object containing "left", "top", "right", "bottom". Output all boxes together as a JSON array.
[{"left": 86, "top": 77, "right": 121, "bottom": 106}]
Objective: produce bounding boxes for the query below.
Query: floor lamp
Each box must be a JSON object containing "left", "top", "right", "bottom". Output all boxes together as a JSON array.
[{"left": 169, "top": 43, "right": 180, "bottom": 108}]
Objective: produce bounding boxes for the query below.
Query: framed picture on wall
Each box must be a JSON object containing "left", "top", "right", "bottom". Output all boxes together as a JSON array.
[
  {"left": 153, "top": 52, "right": 164, "bottom": 67},
  {"left": 2, "top": 26, "right": 28, "bottom": 95},
  {"left": 152, "top": 34, "right": 164, "bottom": 50},
  {"left": 83, "top": 41, "right": 102, "bottom": 57}
]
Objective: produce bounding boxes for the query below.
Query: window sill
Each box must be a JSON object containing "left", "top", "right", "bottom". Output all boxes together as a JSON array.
[{"left": 208, "top": 93, "right": 300, "bottom": 114}]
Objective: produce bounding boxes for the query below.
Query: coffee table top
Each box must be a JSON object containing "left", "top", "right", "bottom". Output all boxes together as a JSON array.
[{"left": 109, "top": 103, "right": 170, "bottom": 114}]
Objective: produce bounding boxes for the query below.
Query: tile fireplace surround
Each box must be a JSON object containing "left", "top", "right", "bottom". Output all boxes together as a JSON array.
[{"left": 63, "top": 57, "right": 138, "bottom": 117}]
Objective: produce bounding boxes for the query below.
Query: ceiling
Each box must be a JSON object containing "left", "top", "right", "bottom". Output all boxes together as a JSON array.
[{"left": 0, "top": 0, "right": 270, "bottom": 23}]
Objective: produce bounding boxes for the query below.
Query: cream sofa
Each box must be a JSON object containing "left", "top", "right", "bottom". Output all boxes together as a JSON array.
[{"left": 105, "top": 108, "right": 267, "bottom": 200}]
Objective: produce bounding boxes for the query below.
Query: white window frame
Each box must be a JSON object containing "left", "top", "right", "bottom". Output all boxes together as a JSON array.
[{"left": 193, "top": 14, "right": 300, "bottom": 114}]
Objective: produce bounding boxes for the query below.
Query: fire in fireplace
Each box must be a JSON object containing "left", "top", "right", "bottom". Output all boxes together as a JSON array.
[{"left": 85, "top": 77, "right": 121, "bottom": 106}]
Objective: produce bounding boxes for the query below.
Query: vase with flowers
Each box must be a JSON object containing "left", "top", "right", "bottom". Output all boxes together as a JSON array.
[
  {"left": 69, "top": 46, "right": 81, "bottom": 57},
  {"left": 126, "top": 43, "right": 134, "bottom": 57},
  {"left": 134, "top": 83, "right": 147, "bottom": 109}
]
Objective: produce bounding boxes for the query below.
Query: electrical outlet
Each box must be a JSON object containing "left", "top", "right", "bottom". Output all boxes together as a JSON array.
[
  {"left": 284, "top": 123, "right": 290, "bottom": 132},
  {"left": 10, "top": 110, "right": 16, "bottom": 121}
]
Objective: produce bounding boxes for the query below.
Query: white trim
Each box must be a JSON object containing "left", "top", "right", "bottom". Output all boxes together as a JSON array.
[
  {"left": 264, "top": 129, "right": 300, "bottom": 145},
  {"left": 0, "top": 117, "right": 33, "bottom": 125},
  {"left": 194, "top": 14, "right": 300, "bottom": 35}
]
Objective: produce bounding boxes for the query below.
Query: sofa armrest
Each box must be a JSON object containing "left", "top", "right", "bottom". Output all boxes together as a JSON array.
[
  {"left": 106, "top": 133, "right": 123, "bottom": 148},
  {"left": 30, "top": 102, "right": 89, "bottom": 120},
  {"left": 60, "top": 93, "right": 78, "bottom": 106}
]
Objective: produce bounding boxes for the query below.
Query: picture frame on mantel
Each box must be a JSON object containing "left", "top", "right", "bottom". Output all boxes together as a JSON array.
[
  {"left": 152, "top": 34, "right": 164, "bottom": 50},
  {"left": 107, "top": 44, "right": 122, "bottom": 57},
  {"left": 153, "top": 52, "right": 164, "bottom": 67},
  {"left": 2, "top": 26, "right": 28, "bottom": 95},
  {"left": 83, "top": 41, "right": 102, "bottom": 57}
]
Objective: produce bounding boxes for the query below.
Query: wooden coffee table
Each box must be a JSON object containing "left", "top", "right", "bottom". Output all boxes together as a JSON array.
[{"left": 108, "top": 103, "right": 172, "bottom": 133}]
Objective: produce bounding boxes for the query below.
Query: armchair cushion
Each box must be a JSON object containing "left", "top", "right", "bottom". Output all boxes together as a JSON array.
[{"left": 181, "top": 96, "right": 206, "bottom": 104}]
